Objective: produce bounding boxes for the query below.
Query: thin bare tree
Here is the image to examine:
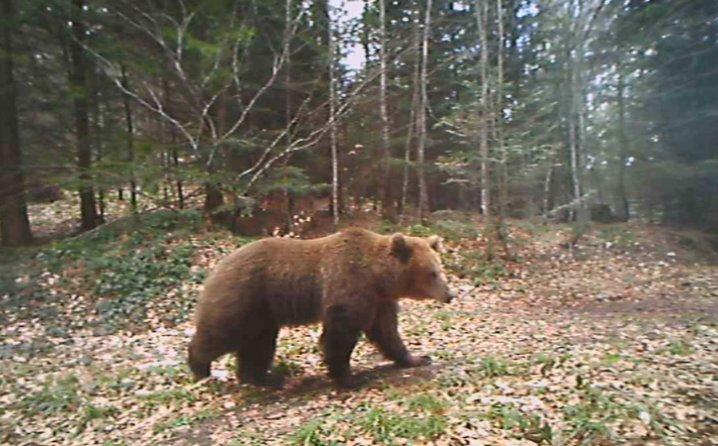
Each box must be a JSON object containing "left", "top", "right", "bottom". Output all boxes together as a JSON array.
[
  {"left": 328, "top": 1, "right": 339, "bottom": 226},
  {"left": 378, "top": 0, "right": 393, "bottom": 218},
  {"left": 416, "top": 0, "right": 432, "bottom": 221},
  {"left": 476, "top": 0, "right": 490, "bottom": 220},
  {"left": 400, "top": 3, "right": 421, "bottom": 219}
]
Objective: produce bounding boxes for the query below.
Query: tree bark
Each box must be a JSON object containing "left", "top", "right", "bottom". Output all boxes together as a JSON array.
[
  {"left": 120, "top": 65, "right": 137, "bottom": 213},
  {"left": 477, "top": 0, "right": 491, "bottom": 219},
  {"left": 0, "top": 0, "right": 32, "bottom": 246},
  {"left": 70, "top": 0, "right": 99, "bottom": 230},
  {"left": 90, "top": 64, "right": 106, "bottom": 223},
  {"left": 495, "top": 0, "right": 510, "bottom": 256},
  {"left": 284, "top": 0, "right": 293, "bottom": 229},
  {"left": 400, "top": 4, "right": 421, "bottom": 220},
  {"left": 416, "top": 0, "right": 432, "bottom": 222},
  {"left": 328, "top": 2, "right": 339, "bottom": 226},
  {"left": 378, "top": 0, "right": 393, "bottom": 219},
  {"left": 616, "top": 71, "right": 629, "bottom": 221}
]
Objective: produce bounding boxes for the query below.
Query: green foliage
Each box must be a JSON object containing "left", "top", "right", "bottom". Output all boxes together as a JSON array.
[
  {"left": 475, "top": 357, "right": 510, "bottom": 378},
  {"left": 486, "top": 403, "right": 553, "bottom": 443},
  {"left": 431, "top": 220, "right": 482, "bottom": 242},
  {"left": 359, "top": 406, "right": 446, "bottom": 444},
  {"left": 19, "top": 375, "right": 81, "bottom": 416},
  {"left": 1, "top": 210, "right": 210, "bottom": 332},
  {"left": 255, "top": 166, "right": 331, "bottom": 197},
  {"left": 153, "top": 408, "right": 219, "bottom": 434},
  {"left": 140, "top": 388, "right": 197, "bottom": 406},
  {"left": 77, "top": 404, "right": 119, "bottom": 433},
  {"left": 444, "top": 250, "right": 508, "bottom": 284},
  {"left": 666, "top": 340, "right": 693, "bottom": 356},
  {"left": 290, "top": 419, "right": 339, "bottom": 446},
  {"left": 563, "top": 386, "right": 621, "bottom": 444},
  {"left": 405, "top": 224, "right": 434, "bottom": 237},
  {"left": 404, "top": 394, "right": 447, "bottom": 414}
]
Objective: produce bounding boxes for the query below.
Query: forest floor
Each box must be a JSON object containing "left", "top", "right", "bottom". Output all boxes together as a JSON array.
[{"left": 1, "top": 201, "right": 717, "bottom": 445}]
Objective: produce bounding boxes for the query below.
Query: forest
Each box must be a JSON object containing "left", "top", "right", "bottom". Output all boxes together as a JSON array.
[{"left": 1, "top": 0, "right": 717, "bottom": 445}]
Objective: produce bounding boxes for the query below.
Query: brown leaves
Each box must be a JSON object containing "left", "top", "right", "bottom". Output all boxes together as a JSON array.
[{"left": 2, "top": 221, "right": 717, "bottom": 444}]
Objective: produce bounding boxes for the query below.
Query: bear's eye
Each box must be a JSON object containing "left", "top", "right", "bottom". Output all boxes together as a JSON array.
[{"left": 429, "top": 271, "right": 438, "bottom": 279}]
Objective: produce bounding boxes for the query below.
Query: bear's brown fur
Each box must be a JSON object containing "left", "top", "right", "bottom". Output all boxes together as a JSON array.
[{"left": 188, "top": 227, "right": 454, "bottom": 388}]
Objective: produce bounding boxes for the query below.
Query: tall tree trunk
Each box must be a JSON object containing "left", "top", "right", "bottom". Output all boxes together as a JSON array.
[
  {"left": 567, "top": 39, "right": 582, "bottom": 223},
  {"left": 284, "top": 0, "right": 293, "bottom": 230},
  {"left": 416, "top": 0, "right": 432, "bottom": 222},
  {"left": 476, "top": 0, "right": 495, "bottom": 258},
  {"left": 162, "top": 78, "right": 183, "bottom": 209},
  {"left": 616, "top": 71, "right": 629, "bottom": 221},
  {"left": 477, "top": 0, "right": 490, "bottom": 219},
  {"left": 495, "top": 0, "right": 510, "bottom": 256},
  {"left": 0, "top": 0, "right": 32, "bottom": 246},
  {"left": 204, "top": 94, "right": 226, "bottom": 215},
  {"left": 120, "top": 65, "right": 137, "bottom": 213},
  {"left": 90, "top": 64, "right": 106, "bottom": 223},
  {"left": 70, "top": 0, "right": 99, "bottom": 230},
  {"left": 378, "top": 0, "right": 393, "bottom": 219},
  {"left": 400, "top": 7, "right": 421, "bottom": 220},
  {"left": 172, "top": 147, "right": 184, "bottom": 209},
  {"left": 543, "top": 161, "right": 553, "bottom": 216},
  {"left": 328, "top": 3, "right": 339, "bottom": 226}
]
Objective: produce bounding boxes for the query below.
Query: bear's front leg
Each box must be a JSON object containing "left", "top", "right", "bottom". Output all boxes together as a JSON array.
[
  {"left": 321, "top": 305, "right": 362, "bottom": 388},
  {"left": 365, "top": 301, "right": 431, "bottom": 368}
]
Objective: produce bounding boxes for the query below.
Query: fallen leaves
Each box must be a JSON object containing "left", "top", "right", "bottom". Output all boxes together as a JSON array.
[{"left": 1, "top": 219, "right": 717, "bottom": 445}]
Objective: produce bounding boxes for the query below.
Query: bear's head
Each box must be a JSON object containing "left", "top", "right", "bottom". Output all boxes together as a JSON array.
[{"left": 389, "top": 233, "right": 456, "bottom": 303}]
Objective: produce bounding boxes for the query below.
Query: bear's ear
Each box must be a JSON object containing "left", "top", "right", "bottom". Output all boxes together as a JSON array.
[
  {"left": 427, "top": 235, "right": 443, "bottom": 253},
  {"left": 390, "top": 233, "right": 412, "bottom": 263}
]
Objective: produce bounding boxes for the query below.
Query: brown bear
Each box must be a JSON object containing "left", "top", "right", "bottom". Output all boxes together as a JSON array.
[{"left": 187, "top": 227, "right": 455, "bottom": 389}]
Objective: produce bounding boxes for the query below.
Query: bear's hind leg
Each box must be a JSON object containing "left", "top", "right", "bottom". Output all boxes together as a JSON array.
[
  {"left": 237, "top": 325, "right": 283, "bottom": 388},
  {"left": 321, "top": 305, "right": 362, "bottom": 388}
]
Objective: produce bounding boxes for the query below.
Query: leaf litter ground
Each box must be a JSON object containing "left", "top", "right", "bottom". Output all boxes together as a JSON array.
[{"left": 1, "top": 212, "right": 717, "bottom": 445}]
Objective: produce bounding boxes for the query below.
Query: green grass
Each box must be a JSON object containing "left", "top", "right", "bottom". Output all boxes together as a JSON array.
[
  {"left": 153, "top": 408, "right": 220, "bottom": 434},
  {"left": 404, "top": 393, "right": 446, "bottom": 413},
  {"left": 562, "top": 386, "right": 621, "bottom": 445},
  {"left": 602, "top": 353, "right": 622, "bottom": 366},
  {"left": 475, "top": 356, "right": 510, "bottom": 378},
  {"left": 140, "top": 387, "right": 197, "bottom": 406},
  {"left": 359, "top": 406, "right": 446, "bottom": 444},
  {"left": 0, "top": 209, "right": 257, "bottom": 332},
  {"left": 667, "top": 340, "right": 693, "bottom": 356},
  {"left": 76, "top": 403, "right": 120, "bottom": 433},
  {"left": 378, "top": 219, "right": 481, "bottom": 242},
  {"left": 290, "top": 419, "right": 339, "bottom": 446},
  {"left": 486, "top": 403, "right": 553, "bottom": 443},
  {"left": 444, "top": 249, "right": 509, "bottom": 284},
  {"left": 19, "top": 375, "right": 81, "bottom": 416},
  {"left": 289, "top": 396, "right": 448, "bottom": 446}
]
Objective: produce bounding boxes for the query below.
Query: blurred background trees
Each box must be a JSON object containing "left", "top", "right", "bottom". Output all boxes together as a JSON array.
[{"left": 1, "top": 0, "right": 716, "bottom": 245}]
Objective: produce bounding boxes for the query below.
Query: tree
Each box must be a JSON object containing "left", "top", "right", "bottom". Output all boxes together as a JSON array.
[
  {"left": 0, "top": 0, "right": 32, "bottom": 246},
  {"left": 327, "top": 0, "right": 339, "bottom": 226},
  {"left": 476, "top": 0, "right": 490, "bottom": 219},
  {"left": 70, "top": 0, "right": 99, "bottom": 230},
  {"left": 416, "top": 0, "right": 432, "bottom": 221},
  {"left": 378, "top": 0, "right": 392, "bottom": 219},
  {"left": 615, "top": 70, "right": 629, "bottom": 221}
]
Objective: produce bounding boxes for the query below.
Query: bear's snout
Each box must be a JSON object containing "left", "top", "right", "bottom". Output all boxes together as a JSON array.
[{"left": 444, "top": 289, "right": 457, "bottom": 303}]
